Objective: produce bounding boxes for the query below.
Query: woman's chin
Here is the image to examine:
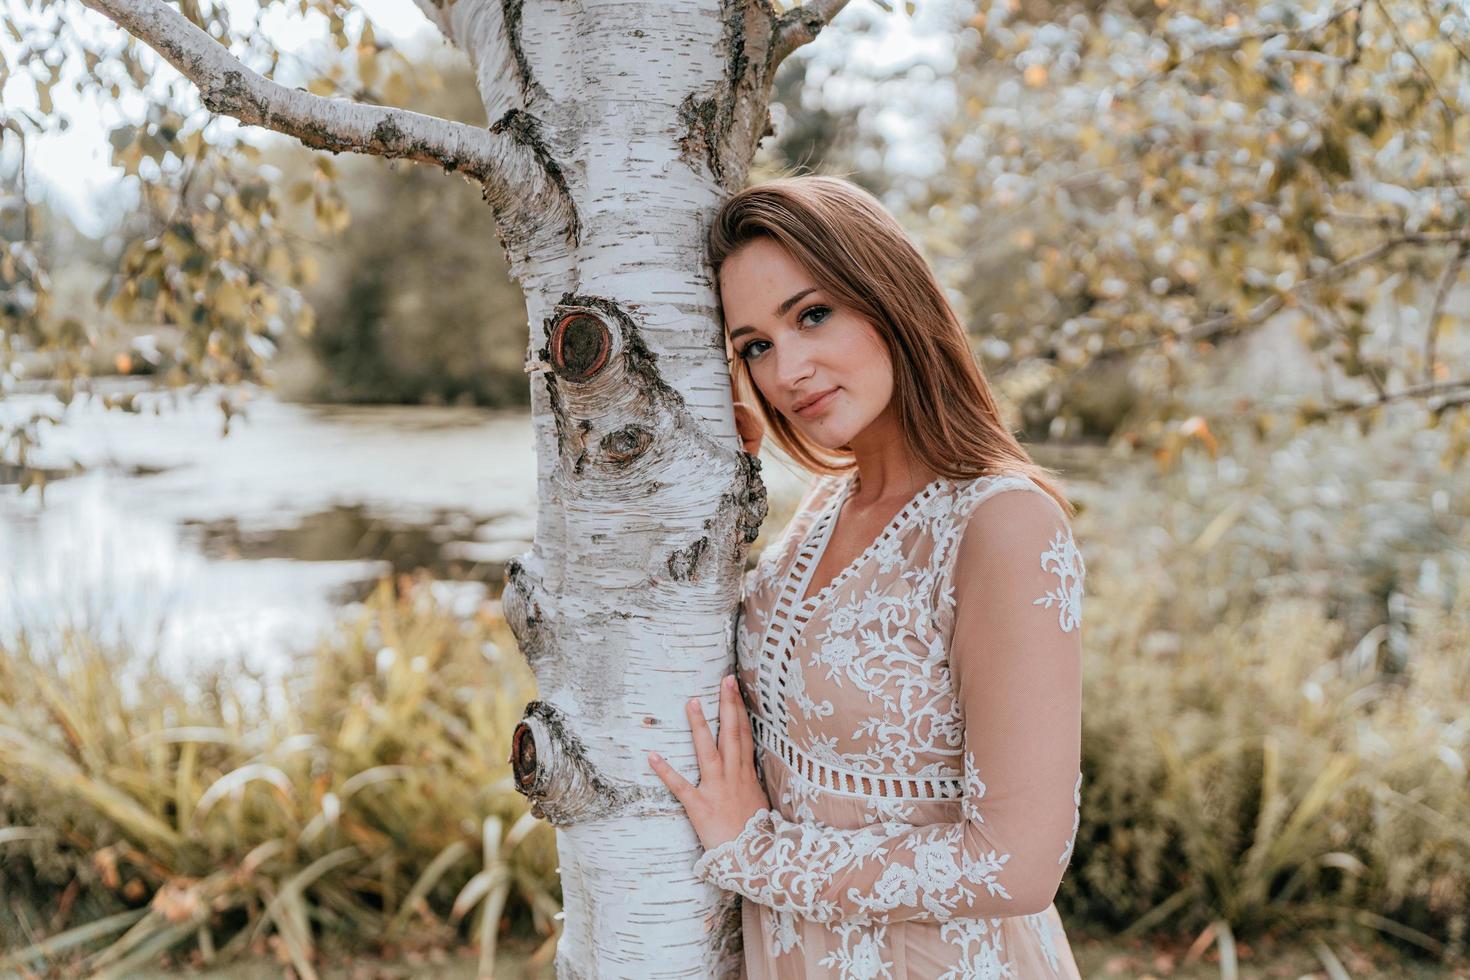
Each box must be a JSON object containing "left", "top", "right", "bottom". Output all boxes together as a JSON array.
[{"left": 796, "top": 422, "right": 859, "bottom": 452}]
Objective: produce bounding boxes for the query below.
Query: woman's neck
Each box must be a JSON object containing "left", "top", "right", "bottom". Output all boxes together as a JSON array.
[{"left": 843, "top": 403, "right": 937, "bottom": 504}]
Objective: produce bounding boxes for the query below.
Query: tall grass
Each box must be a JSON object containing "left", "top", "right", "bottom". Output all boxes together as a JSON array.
[
  {"left": 2, "top": 420, "right": 1467, "bottom": 976},
  {"left": 1062, "top": 418, "right": 1470, "bottom": 969},
  {"left": 0, "top": 575, "right": 559, "bottom": 978}
]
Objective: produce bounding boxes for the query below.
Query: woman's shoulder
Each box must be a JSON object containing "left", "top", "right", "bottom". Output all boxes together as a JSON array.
[
  {"left": 948, "top": 468, "right": 1066, "bottom": 524},
  {"left": 941, "top": 470, "right": 1084, "bottom": 595}
]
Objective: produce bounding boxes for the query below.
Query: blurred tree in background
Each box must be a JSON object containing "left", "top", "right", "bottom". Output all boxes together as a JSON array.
[
  {"left": 265, "top": 58, "right": 530, "bottom": 408},
  {"left": 897, "top": 0, "right": 1470, "bottom": 463}
]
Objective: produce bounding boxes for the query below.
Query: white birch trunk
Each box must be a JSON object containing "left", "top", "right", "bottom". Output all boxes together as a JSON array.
[
  {"left": 78, "top": 0, "right": 847, "bottom": 971},
  {"left": 448, "top": 3, "right": 783, "bottom": 975}
]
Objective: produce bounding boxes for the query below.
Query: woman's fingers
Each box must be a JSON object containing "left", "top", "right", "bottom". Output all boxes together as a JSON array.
[
  {"left": 647, "top": 751, "right": 697, "bottom": 809},
  {"left": 686, "top": 697, "right": 721, "bottom": 776},
  {"left": 718, "top": 676, "right": 741, "bottom": 770},
  {"left": 734, "top": 680, "right": 755, "bottom": 762}
]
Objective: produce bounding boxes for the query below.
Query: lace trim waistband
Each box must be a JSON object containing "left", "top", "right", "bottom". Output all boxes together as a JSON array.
[{"left": 750, "top": 712, "right": 964, "bottom": 802}]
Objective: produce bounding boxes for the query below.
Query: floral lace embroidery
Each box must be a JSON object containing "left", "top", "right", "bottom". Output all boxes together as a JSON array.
[
  {"left": 851, "top": 823, "right": 1011, "bottom": 919},
  {"left": 809, "top": 578, "right": 961, "bottom": 775},
  {"left": 788, "top": 648, "right": 836, "bottom": 721},
  {"left": 937, "top": 918, "right": 1015, "bottom": 980},
  {"left": 961, "top": 750, "right": 989, "bottom": 825},
  {"left": 1029, "top": 910, "right": 1063, "bottom": 972},
  {"left": 770, "top": 908, "right": 802, "bottom": 956},
  {"left": 1033, "top": 528, "right": 1085, "bottom": 633},
  {"left": 1059, "top": 771, "right": 1081, "bottom": 866},
  {"left": 817, "top": 921, "right": 893, "bottom": 979},
  {"left": 692, "top": 807, "right": 893, "bottom": 924},
  {"left": 709, "top": 471, "right": 1083, "bottom": 975}
]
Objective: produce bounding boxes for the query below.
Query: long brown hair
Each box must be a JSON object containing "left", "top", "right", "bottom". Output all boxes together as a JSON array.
[{"left": 707, "top": 173, "right": 1076, "bottom": 518}]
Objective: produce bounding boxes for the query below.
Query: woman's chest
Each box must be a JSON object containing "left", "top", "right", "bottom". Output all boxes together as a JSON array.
[{"left": 736, "top": 528, "right": 965, "bottom": 779}]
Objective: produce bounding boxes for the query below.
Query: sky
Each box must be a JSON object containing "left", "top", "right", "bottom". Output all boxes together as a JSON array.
[{"left": 2, "top": 0, "right": 959, "bottom": 237}]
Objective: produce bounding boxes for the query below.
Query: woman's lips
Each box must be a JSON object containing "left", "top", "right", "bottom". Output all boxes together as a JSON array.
[{"left": 794, "top": 388, "right": 839, "bottom": 417}]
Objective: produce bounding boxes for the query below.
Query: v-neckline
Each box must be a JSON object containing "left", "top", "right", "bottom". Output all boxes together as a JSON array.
[{"left": 792, "top": 471, "right": 948, "bottom": 610}]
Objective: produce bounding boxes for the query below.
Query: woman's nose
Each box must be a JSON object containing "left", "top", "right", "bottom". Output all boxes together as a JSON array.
[{"left": 772, "top": 345, "right": 815, "bottom": 390}]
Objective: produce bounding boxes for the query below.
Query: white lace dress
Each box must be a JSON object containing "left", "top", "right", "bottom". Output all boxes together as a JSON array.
[{"left": 694, "top": 469, "right": 1086, "bottom": 979}]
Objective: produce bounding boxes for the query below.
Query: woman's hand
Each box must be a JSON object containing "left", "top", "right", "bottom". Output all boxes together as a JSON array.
[{"left": 648, "top": 674, "right": 770, "bottom": 851}]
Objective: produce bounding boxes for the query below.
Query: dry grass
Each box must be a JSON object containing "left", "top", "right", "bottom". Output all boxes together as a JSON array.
[{"left": 0, "top": 575, "right": 559, "bottom": 979}]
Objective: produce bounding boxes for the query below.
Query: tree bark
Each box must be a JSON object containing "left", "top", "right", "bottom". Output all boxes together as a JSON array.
[{"left": 480, "top": 3, "right": 787, "bottom": 971}]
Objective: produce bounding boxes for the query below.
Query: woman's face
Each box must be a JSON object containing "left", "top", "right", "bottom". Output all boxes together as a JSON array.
[{"left": 719, "top": 238, "right": 894, "bottom": 451}]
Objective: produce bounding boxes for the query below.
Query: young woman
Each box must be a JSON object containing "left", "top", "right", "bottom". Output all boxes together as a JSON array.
[{"left": 647, "top": 174, "right": 1086, "bottom": 979}]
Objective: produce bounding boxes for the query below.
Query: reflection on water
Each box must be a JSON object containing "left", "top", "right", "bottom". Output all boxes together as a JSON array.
[
  {"left": 0, "top": 385, "right": 539, "bottom": 674},
  {"left": 13, "top": 380, "right": 1103, "bottom": 677}
]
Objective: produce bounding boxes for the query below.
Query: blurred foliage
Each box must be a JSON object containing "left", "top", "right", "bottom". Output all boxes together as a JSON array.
[
  {"left": 752, "top": 8, "right": 891, "bottom": 191},
  {"left": 265, "top": 59, "right": 530, "bottom": 409},
  {"left": 0, "top": 575, "right": 560, "bottom": 978},
  {"left": 0, "top": 0, "right": 451, "bottom": 488},
  {"left": 900, "top": 0, "right": 1470, "bottom": 458},
  {"left": 1057, "top": 408, "right": 1469, "bottom": 964}
]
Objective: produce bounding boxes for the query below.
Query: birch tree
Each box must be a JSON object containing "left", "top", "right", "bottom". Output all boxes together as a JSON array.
[{"left": 3, "top": 0, "right": 860, "bottom": 973}]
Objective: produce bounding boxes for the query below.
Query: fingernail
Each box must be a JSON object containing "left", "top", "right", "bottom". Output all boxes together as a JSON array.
[
  {"left": 724, "top": 675, "right": 735, "bottom": 689},
  {"left": 648, "top": 751, "right": 661, "bottom": 763}
]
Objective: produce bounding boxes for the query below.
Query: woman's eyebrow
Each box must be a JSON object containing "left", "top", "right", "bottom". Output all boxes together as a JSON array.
[{"left": 728, "top": 287, "right": 818, "bottom": 342}]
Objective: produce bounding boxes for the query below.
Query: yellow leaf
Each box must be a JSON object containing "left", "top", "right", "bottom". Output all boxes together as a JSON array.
[
  {"left": 214, "top": 281, "right": 247, "bottom": 320},
  {"left": 297, "top": 254, "right": 320, "bottom": 286}
]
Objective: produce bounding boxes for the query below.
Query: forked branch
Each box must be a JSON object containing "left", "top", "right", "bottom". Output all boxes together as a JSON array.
[{"left": 772, "top": 0, "right": 852, "bottom": 67}]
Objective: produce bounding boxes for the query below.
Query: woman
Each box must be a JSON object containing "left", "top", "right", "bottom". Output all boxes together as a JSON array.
[{"left": 647, "top": 174, "right": 1086, "bottom": 979}]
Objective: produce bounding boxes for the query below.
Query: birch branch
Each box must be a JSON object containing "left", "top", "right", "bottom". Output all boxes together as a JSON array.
[
  {"left": 78, "top": 0, "right": 502, "bottom": 185},
  {"left": 406, "top": 0, "right": 455, "bottom": 45},
  {"left": 771, "top": 0, "right": 852, "bottom": 67}
]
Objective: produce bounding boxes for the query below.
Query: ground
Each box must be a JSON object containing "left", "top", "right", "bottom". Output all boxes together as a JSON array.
[{"left": 142, "top": 930, "right": 1466, "bottom": 979}]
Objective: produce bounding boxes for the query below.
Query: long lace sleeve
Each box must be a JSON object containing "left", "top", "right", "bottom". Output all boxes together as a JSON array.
[{"left": 694, "top": 487, "right": 1085, "bottom": 925}]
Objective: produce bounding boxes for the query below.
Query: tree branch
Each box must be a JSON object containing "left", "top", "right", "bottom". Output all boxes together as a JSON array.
[
  {"left": 1332, "top": 377, "right": 1470, "bottom": 412},
  {"left": 1082, "top": 230, "right": 1470, "bottom": 369},
  {"left": 1422, "top": 240, "right": 1469, "bottom": 384},
  {"left": 406, "top": 0, "right": 456, "bottom": 45},
  {"left": 1127, "top": 0, "right": 1365, "bottom": 94},
  {"left": 771, "top": 0, "right": 851, "bottom": 67},
  {"left": 78, "top": 0, "right": 502, "bottom": 184}
]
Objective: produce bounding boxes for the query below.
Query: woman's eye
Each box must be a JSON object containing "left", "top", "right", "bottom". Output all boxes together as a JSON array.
[
  {"left": 737, "top": 307, "right": 827, "bottom": 361},
  {"left": 798, "top": 305, "right": 830, "bottom": 327}
]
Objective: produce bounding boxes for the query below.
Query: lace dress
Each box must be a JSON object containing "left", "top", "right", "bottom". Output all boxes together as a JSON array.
[{"left": 694, "top": 469, "right": 1086, "bottom": 980}]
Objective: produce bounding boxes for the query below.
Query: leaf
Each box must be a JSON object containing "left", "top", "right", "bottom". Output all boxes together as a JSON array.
[
  {"left": 191, "top": 762, "right": 296, "bottom": 826},
  {"left": 0, "top": 909, "right": 148, "bottom": 970},
  {"left": 388, "top": 839, "right": 472, "bottom": 935}
]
